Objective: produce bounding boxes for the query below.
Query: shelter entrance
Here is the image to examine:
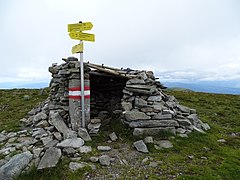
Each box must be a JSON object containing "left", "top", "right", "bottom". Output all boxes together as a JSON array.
[{"left": 89, "top": 71, "right": 128, "bottom": 119}]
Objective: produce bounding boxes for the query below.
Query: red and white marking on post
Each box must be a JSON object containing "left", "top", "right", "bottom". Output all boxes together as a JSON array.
[{"left": 69, "top": 86, "right": 90, "bottom": 99}]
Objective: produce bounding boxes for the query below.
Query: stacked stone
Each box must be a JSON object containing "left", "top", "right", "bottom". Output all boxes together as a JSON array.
[{"left": 121, "top": 70, "right": 210, "bottom": 136}]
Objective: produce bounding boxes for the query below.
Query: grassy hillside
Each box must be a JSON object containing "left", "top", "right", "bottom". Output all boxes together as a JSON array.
[
  {"left": 0, "top": 89, "right": 239, "bottom": 179},
  {"left": 0, "top": 89, "right": 48, "bottom": 131}
]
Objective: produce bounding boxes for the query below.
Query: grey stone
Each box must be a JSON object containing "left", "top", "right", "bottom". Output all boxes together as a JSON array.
[
  {"left": 217, "top": 139, "right": 226, "bottom": 143},
  {"left": 190, "top": 109, "right": 197, "bottom": 114},
  {"left": 88, "top": 123, "right": 101, "bottom": 130},
  {"left": 140, "top": 107, "right": 154, "bottom": 113},
  {"left": 152, "top": 113, "right": 172, "bottom": 120},
  {"left": 37, "top": 147, "right": 62, "bottom": 169},
  {"left": 33, "top": 112, "right": 48, "bottom": 124},
  {"left": 125, "top": 88, "right": 153, "bottom": 95},
  {"left": 63, "top": 147, "right": 76, "bottom": 156},
  {"left": 72, "top": 161, "right": 95, "bottom": 171},
  {"left": 177, "top": 105, "right": 191, "bottom": 113},
  {"left": 125, "top": 111, "right": 151, "bottom": 121},
  {"left": 122, "top": 89, "right": 134, "bottom": 96},
  {"left": 192, "top": 126, "right": 205, "bottom": 134},
  {"left": 149, "top": 103, "right": 165, "bottom": 111},
  {"left": 133, "top": 127, "right": 176, "bottom": 136},
  {"left": 129, "top": 120, "right": 179, "bottom": 128},
  {"left": 187, "top": 114, "right": 199, "bottom": 124},
  {"left": 149, "top": 161, "right": 158, "bottom": 167},
  {"left": 89, "top": 128, "right": 100, "bottom": 134},
  {"left": 32, "top": 128, "right": 47, "bottom": 138},
  {"left": 126, "top": 84, "right": 156, "bottom": 90},
  {"left": 0, "top": 151, "right": 33, "bottom": 180},
  {"left": 154, "top": 145, "right": 162, "bottom": 150},
  {"left": 63, "top": 130, "right": 78, "bottom": 139},
  {"left": 138, "top": 72, "right": 148, "bottom": 80},
  {"left": 147, "top": 95, "right": 162, "bottom": 102},
  {"left": 176, "top": 128, "right": 186, "bottom": 134},
  {"left": 7, "top": 137, "right": 17, "bottom": 143},
  {"left": 0, "top": 159, "right": 7, "bottom": 167},
  {"left": 162, "top": 109, "right": 176, "bottom": 116},
  {"left": 134, "top": 98, "right": 148, "bottom": 108},
  {"left": 121, "top": 102, "right": 132, "bottom": 111},
  {"left": 33, "top": 147, "right": 43, "bottom": 158},
  {"left": 79, "top": 146, "right": 92, "bottom": 153},
  {"left": 45, "top": 140, "right": 59, "bottom": 149},
  {"left": 133, "top": 140, "right": 149, "bottom": 153},
  {"left": 41, "top": 136, "right": 53, "bottom": 146},
  {"left": 6, "top": 132, "right": 17, "bottom": 138},
  {"left": 49, "top": 111, "right": 70, "bottom": 135},
  {"left": 99, "top": 155, "right": 111, "bottom": 166},
  {"left": 53, "top": 132, "right": 62, "bottom": 141},
  {"left": 177, "top": 134, "right": 188, "bottom": 138},
  {"left": 36, "top": 120, "right": 49, "bottom": 128},
  {"left": 177, "top": 119, "right": 192, "bottom": 127},
  {"left": 144, "top": 136, "right": 154, "bottom": 144},
  {"left": 155, "top": 140, "right": 173, "bottom": 148},
  {"left": 201, "top": 123, "right": 211, "bottom": 131},
  {"left": 78, "top": 128, "right": 92, "bottom": 142},
  {"left": 0, "top": 134, "right": 7, "bottom": 143},
  {"left": 109, "top": 132, "right": 118, "bottom": 141},
  {"left": 89, "top": 156, "right": 99, "bottom": 163},
  {"left": 57, "top": 138, "right": 84, "bottom": 148},
  {"left": 90, "top": 118, "right": 101, "bottom": 124},
  {"left": 0, "top": 147, "right": 16, "bottom": 156},
  {"left": 126, "top": 78, "right": 145, "bottom": 85},
  {"left": 69, "top": 162, "right": 89, "bottom": 171},
  {"left": 97, "top": 146, "right": 111, "bottom": 151}
]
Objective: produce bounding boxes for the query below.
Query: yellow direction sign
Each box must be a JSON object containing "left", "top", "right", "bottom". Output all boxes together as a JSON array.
[
  {"left": 72, "top": 43, "right": 83, "bottom": 54},
  {"left": 68, "top": 22, "right": 93, "bottom": 32},
  {"left": 69, "top": 31, "right": 95, "bottom": 42}
]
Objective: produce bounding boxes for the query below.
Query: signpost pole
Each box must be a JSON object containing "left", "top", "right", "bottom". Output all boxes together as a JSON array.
[
  {"left": 79, "top": 39, "right": 85, "bottom": 128},
  {"left": 68, "top": 20, "right": 94, "bottom": 129}
]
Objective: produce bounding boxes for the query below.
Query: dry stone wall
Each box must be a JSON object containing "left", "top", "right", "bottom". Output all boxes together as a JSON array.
[
  {"left": 121, "top": 70, "right": 210, "bottom": 136},
  {"left": 0, "top": 57, "right": 211, "bottom": 178}
]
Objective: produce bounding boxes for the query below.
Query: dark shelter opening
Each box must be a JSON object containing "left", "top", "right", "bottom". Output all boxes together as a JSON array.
[{"left": 89, "top": 71, "right": 128, "bottom": 119}]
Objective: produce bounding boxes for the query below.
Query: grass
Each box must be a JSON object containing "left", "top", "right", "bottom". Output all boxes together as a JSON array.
[
  {"left": 0, "top": 89, "right": 240, "bottom": 179},
  {"left": 0, "top": 88, "right": 48, "bottom": 132}
]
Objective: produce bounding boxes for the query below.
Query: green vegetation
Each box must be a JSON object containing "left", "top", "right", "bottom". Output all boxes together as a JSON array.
[
  {"left": 0, "top": 89, "right": 48, "bottom": 132},
  {"left": 0, "top": 89, "right": 239, "bottom": 179}
]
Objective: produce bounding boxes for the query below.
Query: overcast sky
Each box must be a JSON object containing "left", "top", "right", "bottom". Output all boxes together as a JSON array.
[{"left": 1, "top": 0, "right": 240, "bottom": 86}]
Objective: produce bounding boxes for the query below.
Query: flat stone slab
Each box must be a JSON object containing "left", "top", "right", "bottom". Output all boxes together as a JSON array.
[
  {"left": 49, "top": 111, "right": 70, "bottom": 135},
  {"left": 99, "top": 155, "right": 111, "bottom": 166},
  {"left": 0, "top": 151, "right": 33, "bottom": 180},
  {"left": 78, "top": 128, "right": 92, "bottom": 142},
  {"left": 37, "top": 147, "right": 62, "bottom": 169},
  {"left": 125, "top": 111, "right": 151, "bottom": 121},
  {"left": 79, "top": 146, "right": 92, "bottom": 153},
  {"left": 57, "top": 138, "right": 84, "bottom": 148},
  {"left": 155, "top": 140, "right": 173, "bottom": 149},
  {"left": 109, "top": 132, "right": 118, "bottom": 141},
  {"left": 133, "top": 127, "right": 176, "bottom": 136},
  {"left": 133, "top": 140, "right": 149, "bottom": 153},
  {"left": 69, "top": 162, "right": 95, "bottom": 171},
  {"left": 129, "top": 120, "right": 179, "bottom": 128},
  {"left": 97, "top": 146, "right": 111, "bottom": 151}
]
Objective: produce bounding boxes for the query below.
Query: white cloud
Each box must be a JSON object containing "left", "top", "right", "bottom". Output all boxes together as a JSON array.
[{"left": 1, "top": 0, "right": 240, "bottom": 87}]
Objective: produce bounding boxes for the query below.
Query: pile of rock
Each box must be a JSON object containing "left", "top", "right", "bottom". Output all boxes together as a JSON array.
[
  {"left": 0, "top": 58, "right": 211, "bottom": 179},
  {"left": 121, "top": 70, "right": 210, "bottom": 136}
]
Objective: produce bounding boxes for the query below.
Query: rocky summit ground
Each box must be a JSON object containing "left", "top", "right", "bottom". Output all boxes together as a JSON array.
[{"left": 0, "top": 89, "right": 239, "bottom": 179}]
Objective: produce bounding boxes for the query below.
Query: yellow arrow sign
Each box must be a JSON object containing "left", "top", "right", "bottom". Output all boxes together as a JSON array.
[
  {"left": 72, "top": 43, "right": 84, "bottom": 54},
  {"left": 68, "top": 22, "right": 93, "bottom": 32},
  {"left": 69, "top": 31, "right": 95, "bottom": 42}
]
